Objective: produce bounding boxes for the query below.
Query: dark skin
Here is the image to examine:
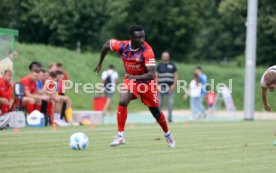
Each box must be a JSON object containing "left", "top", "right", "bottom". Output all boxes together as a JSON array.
[{"left": 94, "top": 30, "right": 160, "bottom": 114}]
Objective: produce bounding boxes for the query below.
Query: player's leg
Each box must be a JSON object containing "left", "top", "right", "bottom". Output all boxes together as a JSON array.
[
  {"left": 34, "top": 98, "right": 42, "bottom": 112},
  {"left": 22, "top": 97, "right": 36, "bottom": 114},
  {"left": 110, "top": 90, "right": 133, "bottom": 147},
  {"left": 60, "top": 96, "right": 74, "bottom": 123},
  {"left": 167, "top": 91, "right": 174, "bottom": 122},
  {"left": 148, "top": 107, "right": 169, "bottom": 133},
  {"left": 140, "top": 83, "right": 176, "bottom": 148},
  {"left": 148, "top": 107, "right": 176, "bottom": 148},
  {"left": 0, "top": 97, "right": 9, "bottom": 115}
]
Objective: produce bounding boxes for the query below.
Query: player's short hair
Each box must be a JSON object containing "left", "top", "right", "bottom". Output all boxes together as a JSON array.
[
  {"left": 48, "top": 63, "right": 56, "bottom": 69},
  {"left": 109, "top": 64, "right": 114, "bottom": 69},
  {"left": 56, "top": 70, "right": 63, "bottom": 75},
  {"left": 129, "top": 25, "right": 144, "bottom": 36},
  {"left": 4, "top": 69, "right": 13, "bottom": 75},
  {"left": 32, "top": 69, "right": 40, "bottom": 74},
  {"left": 56, "top": 62, "right": 63, "bottom": 67},
  {"left": 49, "top": 71, "right": 58, "bottom": 78},
  {"left": 29, "top": 61, "right": 42, "bottom": 71},
  {"left": 40, "top": 69, "right": 46, "bottom": 73}
]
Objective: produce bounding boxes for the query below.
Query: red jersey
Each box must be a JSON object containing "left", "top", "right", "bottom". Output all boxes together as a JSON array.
[
  {"left": 110, "top": 39, "right": 156, "bottom": 75},
  {"left": 19, "top": 75, "right": 37, "bottom": 94},
  {"left": 0, "top": 78, "right": 13, "bottom": 101},
  {"left": 63, "top": 72, "right": 69, "bottom": 80}
]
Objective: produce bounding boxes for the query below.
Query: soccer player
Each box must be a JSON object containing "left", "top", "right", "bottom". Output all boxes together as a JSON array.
[
  {"left": 94, "top": 25, "right": 176, "bottom": 148},
  {"left": 56, "top": 62, "right": 69, "bottom": 80},
  {"left": 19, "top": 69, "right": 49, "bottom": 114},
  {"left": 260, "top": 65, "right": 276, "bottom": 112},
  {"left": 0, "top": 69, "right": 13, "bottom": 115},
  {"left": 44, "top": 71, "right": 75, "bottom": 125}
]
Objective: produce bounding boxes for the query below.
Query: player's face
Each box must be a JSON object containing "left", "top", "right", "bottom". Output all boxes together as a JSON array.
[
  {"left": 131, "top": 30, "right": 145, "bottom": 48},
  {"left": 57, "top": 74, "right": 62, "bottom": 81},
  {"left": 4, "top": 72, "right": 12, "bottom": 83},
  {"left": 57, "top": 66, "right": 62, "bottom": 71},
  {"left": 31, "top": 72, "right": 39, "bottom": 81},
  {"left": 39, "top": 72, "right": 45, "bottom": 81},
  {"left": 44, "top": 72, "right": 49, "bottom": 79}
]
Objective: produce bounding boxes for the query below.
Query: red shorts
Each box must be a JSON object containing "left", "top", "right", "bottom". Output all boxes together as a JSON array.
[{"left": 121, "top": 79, "right": 159, "bottom": 107}]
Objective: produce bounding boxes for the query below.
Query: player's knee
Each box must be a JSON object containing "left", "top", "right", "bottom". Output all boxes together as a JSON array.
[
  {"left": 148, "top": 107, "right": 161, "bottom": 119},
  {"left": 35, "top": 99, "right": 42, "bottom": 104},
  {"left": 28, "top": 97, "right": 35, "bottom": 104},
  {"left": 119, "top": 100, "right": 128, "bottom": 107}
]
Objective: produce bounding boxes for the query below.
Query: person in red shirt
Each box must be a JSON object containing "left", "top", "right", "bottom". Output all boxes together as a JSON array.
[
  {"left": 94, "top": 25, "right": 175, "bottom": 148},
  {"left": 0, "top": 69, "right": 13, "bottom": 115},
  {"left": 19, "top": 69, "right": 50, "bottom": 114}
]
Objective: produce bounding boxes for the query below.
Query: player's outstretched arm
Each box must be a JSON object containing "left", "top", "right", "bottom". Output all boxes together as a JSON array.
[
  {"left": 125, "top": 66, "right": 155, "bottom": 80},
  {"left": 261, "top": 87, "right": 271, "bottom": 112},
  {"left": 94, "top": 40, "right": 111, "bottom": 73}
]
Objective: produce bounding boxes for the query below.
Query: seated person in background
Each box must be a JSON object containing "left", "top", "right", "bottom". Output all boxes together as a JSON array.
[
  {"left": 44, "top": 71, "right": 76, "bottom": 125},
  {"left": 36, "top": 69, "right": 51, "bottom": 121},
  {"left": 0, "top": 69, "right": 13, "bottom": 116},
  {"left": 57, "top": 71, "right": 65, "bottom": 95},
  {"left": 260, "top": 65, "right": 276, "bottom": 112},
  {"left": 0, "top": 50, "right": 19, "bottom": 77},
  {"left": 19, "top": 69, "right": 50, "bottom": 115},
  {"left": 56, "top": 62, "right": 69, "bottom": 80},
  {"left": 48, "top": 63, "right": 57, "bottom": 72},
  {"left": 36, "top": 69, "right": 46, "bottom": 94}
]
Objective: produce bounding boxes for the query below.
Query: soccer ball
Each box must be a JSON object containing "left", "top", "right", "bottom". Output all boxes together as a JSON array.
[{"left": 69, "top": 132, "right": 89, "bottom": 150}]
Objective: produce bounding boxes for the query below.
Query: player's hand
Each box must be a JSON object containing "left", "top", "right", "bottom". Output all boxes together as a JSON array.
[
  {"left": 9, "top": 100, "right": 13, "bottom": 109},
  {"left": 0, "top": 98, "right": 9, "bottom": 105},
  {"left": 41, "top": 95, "right": 50, "bottom": 101},
  {"left": 94, "top": 64, "right": 102, "bottom": 74},
  {"left": 124, "top": 74, "right": 136, "bottom": 80},
  {"left": 10, "top": 81, "right": 14, "bottom": 86},
  {"left": 264, "top": 103, "right": 271, "bottom": 112}
]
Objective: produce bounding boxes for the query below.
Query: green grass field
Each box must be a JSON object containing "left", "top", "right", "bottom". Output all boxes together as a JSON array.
[{"left": 1, "top": 121, "right": 276, "bottom": 173}]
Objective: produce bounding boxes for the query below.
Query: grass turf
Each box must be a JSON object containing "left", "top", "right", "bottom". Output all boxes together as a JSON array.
[{"left": 1, "top": 121, "right": 276, "bottom": 173}]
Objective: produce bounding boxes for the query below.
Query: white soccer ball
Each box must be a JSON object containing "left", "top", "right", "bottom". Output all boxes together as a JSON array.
[{"left": 69, "top": 132, "right": 89, "bottom": 150}]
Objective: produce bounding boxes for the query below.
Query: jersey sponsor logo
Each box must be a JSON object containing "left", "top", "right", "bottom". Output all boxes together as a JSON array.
[{"left": 125, "top": 63, "right": 141, "bottom": 69}]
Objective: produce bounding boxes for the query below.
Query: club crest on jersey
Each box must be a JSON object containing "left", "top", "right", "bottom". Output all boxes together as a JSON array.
[{"left": 135, "top": 57, "right": 141, "bottom": 62}]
